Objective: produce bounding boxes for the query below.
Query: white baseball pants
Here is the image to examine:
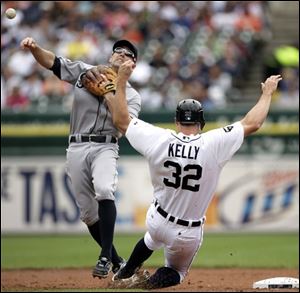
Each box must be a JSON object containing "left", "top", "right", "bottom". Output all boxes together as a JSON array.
[{"left": 144, "top": 202, "right": 205, "bottom": 282}]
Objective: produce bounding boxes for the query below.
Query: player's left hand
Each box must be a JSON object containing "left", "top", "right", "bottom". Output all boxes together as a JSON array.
[
  {"left": 81, "top": 66, "right": 117, "bottom": 97},
  {"left": 84, "top": 65, "right": 116, "bottom": 83}
]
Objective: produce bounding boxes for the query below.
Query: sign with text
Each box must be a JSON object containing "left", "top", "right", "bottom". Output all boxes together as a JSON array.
[{"left": 1, "top": 156, "right": 298, "bottom": 233}]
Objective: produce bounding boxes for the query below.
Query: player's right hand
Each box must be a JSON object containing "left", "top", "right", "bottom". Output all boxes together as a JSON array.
[
  {"left": 261, "top": 75, "right": 282, "bottom": 95},
  {"left": 118, "top": 60, "right": 135, "bottom": 81},
  {"left": 20, "top": 37, "right": 37, "bottom": 50}
]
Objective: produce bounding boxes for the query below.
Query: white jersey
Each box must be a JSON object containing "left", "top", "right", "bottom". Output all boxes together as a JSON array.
[{"left": 126, "top": 118, "right": 244, "bottom": 221}]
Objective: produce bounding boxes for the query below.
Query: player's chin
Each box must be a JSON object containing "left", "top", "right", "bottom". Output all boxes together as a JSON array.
[{"left": 113, "top": 59, "right": 124, "bottom": 67}]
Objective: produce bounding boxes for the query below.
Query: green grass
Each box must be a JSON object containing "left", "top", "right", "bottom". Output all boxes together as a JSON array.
[
  {"left": 198, "top": 232, "right": 299, "bottom": 268},
  {"left": 1, "top": 232, "right": 298, "bottom": 269}
]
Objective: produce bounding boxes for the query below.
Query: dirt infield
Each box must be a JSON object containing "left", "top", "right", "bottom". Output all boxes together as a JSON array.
[{"left": 1, "top": 268, "right": 299, "bottom": 292}]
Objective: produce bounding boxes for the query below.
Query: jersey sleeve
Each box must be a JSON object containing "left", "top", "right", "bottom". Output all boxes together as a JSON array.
[
  {"left": 206, "top": 121, "right": 244, "bottom": 167},
  {"left": 57, "top": 57, "right": 92, "bottom": 85},
  {"left": 127, "top": 89, "right": 141, "bottom": 118},
  {"left": 125, "top": 118, "right": 165, "bottom": 158}
]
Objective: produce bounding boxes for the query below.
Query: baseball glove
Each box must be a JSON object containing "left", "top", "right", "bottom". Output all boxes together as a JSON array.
[{"left": 81, "top": 65, "right": 117, "bottom": 97}]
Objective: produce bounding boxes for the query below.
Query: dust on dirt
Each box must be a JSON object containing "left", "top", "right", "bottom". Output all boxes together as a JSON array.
[{"left": 1, "top": 268, "right": 299, "bottom": 292}]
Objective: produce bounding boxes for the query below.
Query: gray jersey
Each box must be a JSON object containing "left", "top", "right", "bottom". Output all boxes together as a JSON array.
[{"left": 58, "top": 56, "right": 141, "bottom": 137}]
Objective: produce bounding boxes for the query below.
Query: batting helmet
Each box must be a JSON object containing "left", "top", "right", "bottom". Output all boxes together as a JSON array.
[{"left": 175, "top": 99, "right": 205, "bottom": 129}]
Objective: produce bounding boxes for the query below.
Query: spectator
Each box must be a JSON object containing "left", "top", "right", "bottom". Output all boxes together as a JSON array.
[
  {"left": 1, "top": 75, "right": 7, "bottom": 108},
  {"left": 42, "top": 74, "right": 72, "bottom": 106},
  {"left": 274, "top": 68, "right": 299, "bottom": 109},
  {"left": 1, "top": 1, "right": 271, "bottom": 112},
  {"left": 7, "top": 50, "right": 36, "bottom": 77},
  {"left": 6, "top": 85, "right": 30, "bottom": 110},
  {"left": 235, "top": 5, "right": 263, "bottom": 33},
  {"left": 207, "top": 63, "right": 232, "bottom": 107},
  {"left": 22, "top": 72, "right": 44, "bottom": 105}
]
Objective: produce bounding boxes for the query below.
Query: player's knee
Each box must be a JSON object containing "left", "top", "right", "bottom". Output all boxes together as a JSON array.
[
  {"left": 147, "top": 266, "right": 180, "bottom": 289},
  {"left": 80, "top": 211, "right": 98, "bottom": 226}
]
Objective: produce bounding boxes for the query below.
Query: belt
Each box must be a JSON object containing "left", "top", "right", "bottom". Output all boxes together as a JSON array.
[
  {"left": 69, "top": 135, "right": 117, "bottom": 144},
  {"left": 154, "top": 200, "right": 203, "bottom": 227}
]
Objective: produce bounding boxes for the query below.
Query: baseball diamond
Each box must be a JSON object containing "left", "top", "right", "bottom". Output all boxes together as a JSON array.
[
  {"left": 2, "top": 268, "right": 299, "bottom": 292},
  {"left": 1, "top": 2, "right": 298, "bottom": 292}
]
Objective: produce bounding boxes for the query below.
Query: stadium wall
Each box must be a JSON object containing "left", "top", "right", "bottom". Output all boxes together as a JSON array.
[
  {"left": 1, "top": 109, "right": 299, "bottom": 233},
  {"left": 1, "top": 155, "right": 299, "bottom": 233}
]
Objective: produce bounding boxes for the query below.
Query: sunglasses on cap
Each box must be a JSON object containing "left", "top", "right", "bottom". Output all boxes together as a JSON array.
[{"left": 113, "top": 47, "right": 135, "bottom": 59}]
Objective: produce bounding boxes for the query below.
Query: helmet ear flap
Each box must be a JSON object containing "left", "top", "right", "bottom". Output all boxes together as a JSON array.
[{"left": 200, "top": 110, "right": 205, "bottom": 129}]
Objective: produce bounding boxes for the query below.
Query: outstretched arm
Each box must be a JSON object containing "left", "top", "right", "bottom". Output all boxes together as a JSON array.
[
  {"left": 104, "top": 60, "right": 135, "bottom": 134},
  {"left": 20, "top": 37, "right": 55, "bottom": 69},
  {"left": 240, "top": 75, "right": 282, "bottom": 137}
]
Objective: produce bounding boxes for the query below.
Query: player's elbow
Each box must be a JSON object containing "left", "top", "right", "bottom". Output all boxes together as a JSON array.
[{"left": 242, "top": 121, "right": 262, "bottom": 137}]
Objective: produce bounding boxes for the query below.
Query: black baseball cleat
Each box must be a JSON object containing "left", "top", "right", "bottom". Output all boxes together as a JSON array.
[
  {"left": 112, "top": 257, "right": 126, "bottom": 274},
  {"left": 92, "top": 257, "right": 112, "bottom": 279}
]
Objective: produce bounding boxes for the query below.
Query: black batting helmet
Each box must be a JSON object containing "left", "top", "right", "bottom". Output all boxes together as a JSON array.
[{"left": 175, "top": 99, "right": 205, "bottom": 129}]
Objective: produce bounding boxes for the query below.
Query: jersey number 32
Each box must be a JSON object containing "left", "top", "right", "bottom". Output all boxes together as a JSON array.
[{"left": 163, "top": 160, "right": 202, "bottom": 192}]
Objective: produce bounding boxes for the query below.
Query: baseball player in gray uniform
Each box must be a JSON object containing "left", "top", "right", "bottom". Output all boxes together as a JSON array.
[
  {"left": 20, "top": 38, "right": 141, "bottom": 278},
  {"left": 99, "top": 60, "right": 282, "bottom": 289}
]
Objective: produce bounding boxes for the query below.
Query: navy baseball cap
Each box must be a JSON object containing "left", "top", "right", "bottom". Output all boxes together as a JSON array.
[{"left": 113, "top": 39, "right": 138, "bottom": 61}]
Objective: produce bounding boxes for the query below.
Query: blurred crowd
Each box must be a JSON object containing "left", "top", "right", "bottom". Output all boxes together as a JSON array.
[{"left": 1, "top": 1, "right": 298, "bottom": 113}]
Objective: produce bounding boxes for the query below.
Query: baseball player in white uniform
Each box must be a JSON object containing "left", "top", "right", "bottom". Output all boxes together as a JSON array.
[
  {"left": 102, "top": 60, "right": 282, "bottom": 289},
  {"left": 20, "top": 38, "right": 141, "bottom": 278}
]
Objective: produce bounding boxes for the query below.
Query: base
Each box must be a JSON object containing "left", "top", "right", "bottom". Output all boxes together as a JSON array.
[{"left": 253, "top": 277, "right": 299, "bottom": 289}]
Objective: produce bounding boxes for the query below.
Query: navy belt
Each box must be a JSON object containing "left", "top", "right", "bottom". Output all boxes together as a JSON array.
[
  {"left": 69, "top": 135, "right": 117, "bottom": 144},
  {"left": 154, "top": 200, "right": 202, "bottom": 227}
]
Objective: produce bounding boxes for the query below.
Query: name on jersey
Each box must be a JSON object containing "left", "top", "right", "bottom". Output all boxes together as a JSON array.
[{"left": 168, "top": 143, "right": 200, "bottom": 160}]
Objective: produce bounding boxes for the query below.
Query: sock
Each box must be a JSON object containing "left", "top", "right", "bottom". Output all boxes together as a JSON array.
[
  {"left": 121, "top": 238, "right": 153, "bottom": 277},
  {"left": 87, "top": 220, "right": 121, "bottom": 265},
  {"left": 98, "top": 199, "right": 117, "bottom": 261}
]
